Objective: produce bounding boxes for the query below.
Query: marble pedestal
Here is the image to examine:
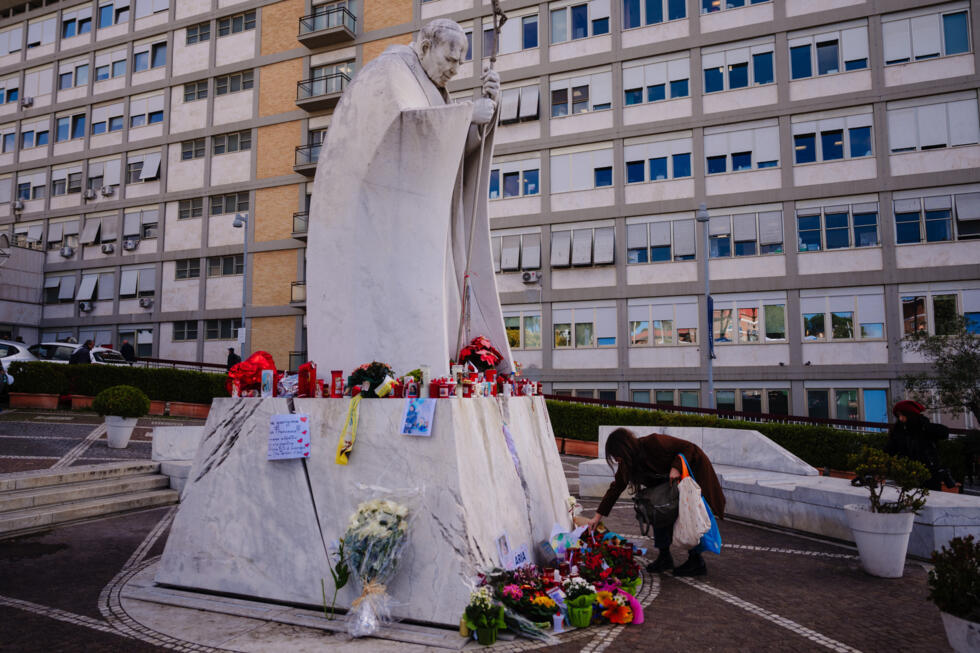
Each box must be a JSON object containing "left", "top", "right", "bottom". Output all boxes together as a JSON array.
[{"left": 155, "top": 396, "right": 570, "bottom": 627}]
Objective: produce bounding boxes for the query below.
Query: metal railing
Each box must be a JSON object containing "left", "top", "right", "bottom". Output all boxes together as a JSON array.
[
  {"left": 291, "top": 281, "right": 306, "bottom": 303},
  {"left": 297, "top": 73, "right": 349, "bottom": 100},
  {"left": 293, "top": 212, "right": 309, "bottom": 235},
  {"left": 295, "top": 144, "right": 321, "bottom": 167},
  {"left": 543, "top": 393, "right": 975, "bottom": 436},
  {"left": 298, "top": 6, "right": 355, "bottom": 35},
  {"left": 132, "top": 357, "right": 226, "bottom": 373}
]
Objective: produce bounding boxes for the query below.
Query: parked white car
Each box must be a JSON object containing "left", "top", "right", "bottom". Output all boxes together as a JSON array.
[
  {"left": 0, "top": 340, "right": 38, "bottom": 370},
  {"left": 28, "top": 343, "right": 130, "bottom": 366}
]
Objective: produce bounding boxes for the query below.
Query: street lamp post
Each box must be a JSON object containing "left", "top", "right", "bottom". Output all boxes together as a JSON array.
[
  {"left": 696, "top": 203, "right": 714, "bottom": 409},
  {"left": 232, "top": 213, "right": 248, "bottom": 359}
]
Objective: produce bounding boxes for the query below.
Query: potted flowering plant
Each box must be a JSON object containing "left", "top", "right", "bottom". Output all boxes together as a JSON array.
[
  {"left": 928, "top": 535, "right": 980, "bottom": 652},
  {"left": 464, "top": 587, "right": 506, "bottom": 646},
  {"left": 595, "top": 590, "right": 634, "bottom": 625},
  {"left": 457, "top": 336, "right": 503, "bottom": 372},
  {"left": 563, "top": 577, "right": 597, "bottom": 628},
  {"left": 92, "top": 385, "right": 150, "bottom": 448},
  {"left": 844, "top": 446, "right": 930, "bottom": 578}
]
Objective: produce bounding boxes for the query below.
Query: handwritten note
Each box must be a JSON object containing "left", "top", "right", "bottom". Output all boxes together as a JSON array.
[{"left": 267, "top": 414, "right": 311, "bottom": 460}]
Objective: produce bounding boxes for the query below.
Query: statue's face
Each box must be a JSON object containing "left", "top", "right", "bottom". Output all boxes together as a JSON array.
[{"left": 418, "top": 35, "right": 467, "bottom": 88}]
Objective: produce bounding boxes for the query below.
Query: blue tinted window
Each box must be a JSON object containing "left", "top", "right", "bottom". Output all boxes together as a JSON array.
[
  {"left": 672, "top": 153, "right": 691, "bottom": 178},
  {"left": 964, "top": 312, "right": 980, "bottom": 334},
  {"left": 99, "top": 4, "right": 113, "bottom": 28},
  {"left": 849, "top": 127, "right": 872, "bottom": 158},
  {"left": 790, "top": 45, "right": 812, "bottom": 79},
  {"left": 624, "top": 0, "right": 641, "bottom": 28},
  {"left": 757, "top": 160, "right": 778, "bottom": 168},
  {"left": 925, "top": 210, "right": 952, "bottom": 242},
  {"left": 627, "top": 161, "right": 645, "bottom": 183},
  {"left": 594, "top": 166, "right": 613, "bottom": 187},
  {"left": 71, "top": 116, "right": 86, "bottom": 139},
  {"left": 825, "top": 213, "right": 849, "bottom": 249},
  {"left": 647, "top": 84, "right": 665, "bottom": 101},
  {"left": 597, "top": 337, "right": 616, "bottom": 346},
  {"left": 706, "top": 155, "right": 726, "bottom": 174},
  {"left": 62, "top": 19, "right": 76, "bottom": 39},
  {"left": 465, "top": 32, "right": 472, "bottom": 60},
  {"left": 669, "top": 79, "right": 688, "bottom": 97},
  {"left": 148, "top": 110, "right": 164, "bottom": 124},
  {"left": 523, "top": 169, "right": 539, "bottom": 195},
  {"left": 592, "top": 17, "right": 609, "bottom": 35},
  {"left": 151, "top": 43, "right": 167, "bottom": 68},
  {"left": 502, "top": 172, "right": 520, "bottom": 198},
  {"left": 78, "top": 17, "right": 91, "bottom": 34},
  {"left": 753, "top": 52, "right": 773, "bottom": 84},
  {"left": 709, "top": 235, "right": 730, "bottom": 257},
  {"left": 651, "top": 245, "right": 671, "bottom": 262},
  {"left": 134, "top": 51, "right": 149, "bottom": 72},
  {"left": 20, "top": 131, "right": 32, "bottom": 148},
  {"left": 667, "top": 0, "right": 685, "bottom": 20},
  {"left": 624, "top": 88, "right": 643, "bottom": 105},
  {"left": 844, "top": 58, "right": 867, "bottom": 71},
  {"left": 649, "top": 157, "right": 667, "bottom": 180},
  {"left": 729, "top": 62, "right": 748, "bottom": 89},
  {"left": 571, "top": 4, "right": 588, "bottom": 39},
  {"left": 731, "top": 152, "right": 751, "bottom": 171},
  {"left": 629, "top": 246, "right": 648, "bottom": 263},
  {"left": 36, "top": 130, "right": 47, "bottom": 146},
  {"left": 112, "top": 60, "right": 126, "bottom": 77},
  {"left": 704, "top": 67, "right": 724, "bottom": 93},
  {"left": 522, "top": 16, "right": 538, "bottom": 49},
  {"left": 109, "top": 116, "right": 123, "bottom": 131},
  {"left": 2, "top": 133, "right": 14, "bottom": 152},
  {"left": 853, "top": 213, "right": 878, "bottom": 247},
  {"left": 56, "top": 117, "right": 70, "bottom": 142},
  {"left": 702, "top": 0, "right": 719, "bottom": 13},
  {"left": 797, "top": 215, "right": 822, "bottom": 251},
  {"left": 943, "top": 12, "right": 969, "bottom": 55},
  {"left": 821, "top": 130, "right": 843, "bottom": 160},
  {"left": 5, "top": 88, "right": 15, "bottom": 103},
  {"left": 489, "top": 169, "right": 500, "bottom": 199},
  {"left": 895, "top": 213, "right": 920, "bottom": 244},
  {"left": 816, "top": 40, "right": 839, "bottom": 75},
  {"left": 734, "top": 241, "right": 756, "bottom": 256},
  {"left": 794, "top": 134, "right": 816, "bottom": 163},
  {"left": 646, "top": 0, "right": 663, "bottom": 24},
  {"left": 92, "top": 121, "right": 107, "bottom": 135}
]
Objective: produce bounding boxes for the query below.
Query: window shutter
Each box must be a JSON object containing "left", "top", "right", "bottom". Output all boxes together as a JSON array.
[
  {"left": 593, "top": 226, "right": 614, "bottom": 264},
  {"left": 649, "top": 221, "right": 671, "bottom": 247},
  {"left": 623, "top": 65, "right": 644, "bottom": 89},
  {"left": 553, "top": 308, "right": 572, "bottom": 324},
  {"left": 120, "top": 269, "right": 139, "bottom": 295},
  {"left": 948, "top": 98, "right": 979, "bottom": 146},
  {"left": 571, "top": 228, "right": 593, "bottom": 265},
  {"left": 139, "top": 152, "right": 161, "bottom": 180},
  {"left": 917, "top": 103, "right": 948, "bottom": 148},
  {"left": 829, "top": 295, "right": 854, "bottom": 313},
  {"left": 491, "top": 236, "right": 501, "bottom": 272},
  {"left": 887, "top": 108, "right": 917, "bottom": 151},
  {"left": 709, "top": 215, "right": 730, "bottom": 236},
  {"left": 569, "top": 151, "right": 593, "bottom": 191},
  {"left": 596, "top": 307, "right": 616, "bottom": 340},
  {"left": 500, "top": 235, "right": 521, "bottom": 271},
  {"left": 954, "top": 192, "right": 980, "bottom": 221},
  {"left": 499, "top": 16, "right": 520, "bottom": 54},
  {"left": 98, "top": 273, "right": 115, "bottom": 299},
  {"left": 63, "top": 220, "right": 79, "bottom": 236},
  {"left": 800, "top": 296, "right": 825, "bottom": 314},
  {"left": 123, "top": 213, "right": 141, "bottom": 237},
  {"left": 841, "top": 26, "right": 869, "bottom": 63},
  {"left": 726, "top": 47, "right": 750, "bottom": 66},
  {"left": 675, "top": 302, "right": 698, "bottom": 328},
  {"left": 923, "top": 195, "right": 951, "bottom": 211},
  {"left": 627, "top": 223, "right": 648, "bottom": 249},
  {"left": 104, "top": 159, "right": 122, "bottom": 185},
  {"left": 893, "top": 198, "right": 921, "bottom": 213},
  {"left": 41, "top": 18, "right": 56, "bottom": 44},
  {"left": 77, "top": 274, "right": 98, "bottom": 301},
  {"left": 101, "top": 216, "right": 118, "bottom": 241},
  {"left": 518, "top": 85, "right": 539, "bottom": 120},
  {"left": 591, "top": 71, "right": 612, "bottom": 107},
  {"left": 857, "top": 293, "right": 885, "bottom": 324},
  {"left": 591, "top": 0, "right": 611, "bottom": 19},
  {"left": 48, "top": 222, "right": 64, "bottom": 242},
  {"left": 962, "top": 289, "right": 980, "bottom": 313},
  {"left": 644, "top": 61, "right": 666, "bottom": 85},
  {"left": 667, "top": 57, "right": 689, "bottom": 81},
  {"left": 882, "top": 19, "right": 911, "bottom": 63},
  {"left": 757, "top": 211, "right": 783, "bottom": 246},
  {"left": 673, "top": 220, "right": 695, "bottom": 256},
  {"left": 701, "top": 51, "right": 724, "bottom": 70},
  {"left": 0, "top": 178, "right": 10, "bottom": 204},
  {"left": 522, "top": 233, "right": 541, "bottom": 269},
  {"left": 500, "top": 88, "right": 520, "bottom": 122},
  {"left": 80, "top": 218, "right": 101, "bottom": 245},
  {"left": 628, "top": 304, "right": 649, "bottom": 323},
  {"left": 137, "top": 267, "right": 155, "bottom": 292},
  {"left": 703, "top": 132, "right": 727, "bottom": 157},
  {"left": 733, "top": 213, "right": 757, "bottom": 242},
  {"left": 910, "top": 14, "right": 941, "bottom": 59},
  {"left": 550, "top": 153, "right": 570, "bottom": 193},
  {"left": 755, "top": 126, "right": 780, "bottom": 163},
  {"left": 27, "top": 224, "right": 44, "bottom": 242},
  {"left": 551, "top": 230, "right": 571, "bottom": 266},
  {"left": 58, "top": 275, "right": 76, "bottom": 300}
]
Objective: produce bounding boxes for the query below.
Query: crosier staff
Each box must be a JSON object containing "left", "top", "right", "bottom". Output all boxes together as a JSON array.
[{"left": 455, "top": 0, "right": 508, "bottom": 361}]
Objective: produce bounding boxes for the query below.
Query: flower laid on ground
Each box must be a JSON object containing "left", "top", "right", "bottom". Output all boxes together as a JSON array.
[
  {"left": 339, "top": 498, "right": 411, "bottom": 637},
  {"left": 502, "top": 584, "right": 523, "bottom": 600},
  {"left": 600, "top": 600, "right": 634, "bottom": 624},
  {"left": 562, "top": 577, "right": 596, "bottom": 601},
  {"left": 464, "top": 586, "right": 506, "bottom": 633}
]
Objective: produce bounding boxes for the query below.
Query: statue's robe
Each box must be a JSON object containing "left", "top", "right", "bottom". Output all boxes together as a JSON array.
[{"left": 307, "top": 45, "right": 513, "bottom": 378}]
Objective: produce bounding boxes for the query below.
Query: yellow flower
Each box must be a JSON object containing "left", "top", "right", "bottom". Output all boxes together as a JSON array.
[
  {"left": 594, "top": 591, "right": 614, "bottom": 606},
  {"left": 531, "top": 596, "right": 556, "bottom": 609}
]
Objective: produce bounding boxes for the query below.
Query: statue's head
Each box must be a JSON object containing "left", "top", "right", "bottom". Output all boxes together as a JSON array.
[{"left": 413, "top": 19, "right": 468, "bottom": 88}]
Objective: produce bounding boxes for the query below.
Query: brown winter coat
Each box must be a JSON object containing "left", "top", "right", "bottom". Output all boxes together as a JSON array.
[{"left": 597, "top": 433, "right": 726, "bottom": 519}]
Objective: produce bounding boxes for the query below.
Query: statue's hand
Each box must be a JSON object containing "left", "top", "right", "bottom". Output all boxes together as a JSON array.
[
  {"left": 481, "top": 64, "right": 500, "bottom": 103},
  {"left": 472, "top": 98, "right": 496, "bottom": 125}
]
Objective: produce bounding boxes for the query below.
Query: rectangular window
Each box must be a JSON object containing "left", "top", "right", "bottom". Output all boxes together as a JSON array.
[
  {"left": 186, "top": 22, "right": 210, "bottom": 45},
  {"left": 594, "top": 166, "right": 612, "bottom": 187},
  {"left": 175, "top": 259, "right": 200, "bottom": 279},
  {"left": 207, "top": 255, "right": 244, "bottom": 277},
  {"left": 902, "top": 295, "right": 927, "bottom": 335},
  {"left": 181, "top": 138, "right": 205, "bottom": 160},
  {"left": 803, "top": 312, "right": 825, "bottom": 340},
  {"left": 205, "top": 318, "right": 242, "bottom": 340},
  {"left": 764, "top": 304, "right": 785, "bottom": 340},
  {"left": 790, "top": 45, "right": 812, "bottom": 79},
  {"left": 134, "top": 51, "right": 149, "bottom": 72},
  {"left": 217, "top": 10, "right": 256, "bottom": 36},
  {"left": 212, "top": 130, "right": 252, "bottom": 155},
  {"left": 215, "top": 71, "right": 254, "bottom": 95},
  {"left": 184, "top": 81, "right": 208, "bottom": 102},
  {"left": 523, "top": 15, "right": 538, "bottom": 50},
  {"left": 210, "top": 192, "right": 249, "bottom": 215},
  {"left": 178, "top": 198, "right": 203, "bottom": 219},
  {"left": 173, "top": 321, "right": 198, "bottom": 341},
  {"left": 753, "top": 51, "right": 773, "bottom": 84},
  {"left": 151, "top": 43, "right": 167, "bottom": 69}
]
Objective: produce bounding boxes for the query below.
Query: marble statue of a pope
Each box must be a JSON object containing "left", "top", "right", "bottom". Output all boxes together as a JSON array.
[{"left": 307, "top": 19, "right": 515, "bottom": 378}]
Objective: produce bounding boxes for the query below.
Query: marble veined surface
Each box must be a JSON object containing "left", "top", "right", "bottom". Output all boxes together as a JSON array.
[{"left": 155, "top": 396, "right": 570, "bottom": 626}]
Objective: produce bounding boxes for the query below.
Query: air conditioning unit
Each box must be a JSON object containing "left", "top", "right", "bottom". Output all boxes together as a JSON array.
[
  {"left": 122, "top": 238, "right": 138, "bottom": 251},
  {"left": 83, "top": 189, "right": 97, "bottom": 200},
  {"left": 59, "top": 245, "right": 74, "bottom": 258},
  {"left": 100, "top": 243, "right": 115, "bottom": 254},
  {"left": 100, "top": 186, "right": 114, "bottom": 197},
  {"left": 20, "top": 96, "right": 33, "bottom": 108},
  {"left": 11, "top": 199, "right": 24, "bottom": 211},
  {"left": 138, "top": 297, "right": 154, "bottom": 308},
  {"left": 521, "top": 270, "right": 541, "bottom": 284},
  {"left": 78, "top": 300, "right": 93, "bottom": 312}
]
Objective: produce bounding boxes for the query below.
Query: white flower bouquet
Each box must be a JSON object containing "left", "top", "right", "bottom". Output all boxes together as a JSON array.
[{"left": 341, "top": 497, "right": 412, "bottom": 637}]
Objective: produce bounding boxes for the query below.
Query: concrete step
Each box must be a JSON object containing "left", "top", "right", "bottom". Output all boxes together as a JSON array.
[
  {"left": 0, "top": 474, "right": 171, "bottom": 513},
  {"left": 0, "top": 461, "right": 161, "bottom": 492},
  {"left": 0, "top": 488, "right": 178, "bottom": 538}
]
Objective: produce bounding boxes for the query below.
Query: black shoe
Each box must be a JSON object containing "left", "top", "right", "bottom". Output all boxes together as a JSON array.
[
  {"left": 645, "top": 551, "right": 673, "bottom": 573},
  {"left": 672, "top": 555, "right": 707, "bottom": 577}
]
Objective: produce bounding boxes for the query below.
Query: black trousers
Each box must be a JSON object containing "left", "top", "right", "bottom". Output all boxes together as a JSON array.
[{"left": 653, "top": 523, "right": 702, "bottom": 556}]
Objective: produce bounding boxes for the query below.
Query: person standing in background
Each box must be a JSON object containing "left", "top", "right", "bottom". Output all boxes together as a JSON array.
[
  {"left": 120, "top": 339, "right": 137, "bottom": 363},
  {"left": 226, "top": 347, "right": 242, "bottom": 371}
]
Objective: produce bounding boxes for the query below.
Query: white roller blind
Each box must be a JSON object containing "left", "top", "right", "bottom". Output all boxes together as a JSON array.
[
  {"left": 948, "top": 99, "right": 980, "bottom": 146},
  {"left": 101, "top": 216, "right": 117, "bottom": 241},
  {"left": 917, "top": 104, "right": 948, "bottom": 148},
  {"left": 137, "top": 267, "right": 155, "bottom": 292},
  {"left": 104, "top": 160, "right": 121, "bottom": 185},
  {"left": 667, "top": 57, "right": 689, "bottom": 81},
  {"left": 569, "top": 152, "right": 593, "bottom": 191},
  {"left": 147, "top": 94, "right": 165, "bottom": 113},
  {"left": 910, "top": 14, "right": 941, "bottom": 59},
  {"left": 627, "top": 223, "right": 647, "bottom": 248},
  {"left": 92, "top": 105, "right": 108, "bottom": 122},
  {"left": 80, "top": 219, "right": 101, "bottom": 245},
  {"left": 50, "top": 168, "right": 69, "bottom": 182},
  {"left": 649, "top": 304, "right": 672, "bottom": 321},
  {"left": 518, "top": 85, "right": 539, "bottom": 120},
  {"left": 571, "top": 229, "right": 593, "bottom": 265},
  {"left": 893, "top": 198, "right": 920, "bottom": 213},
  {"left": 726, "top": 47, "right": 749, "bottom": 65},
  {"left": 48, "top": 222, "right": 64, "bottom": 242},
  {"left": 593, "top": 226, "right": 614, "bottom": 264},
  {"left": 500, "top": 89, "right": 520, "bottom": 122},
  {"left": 130, "top": 97, "right": 147, "bottom": 116},
  {"left": 924, "top": 195, "right": 952, "bottom": 211},
  {"left": 123, "top": 213, "right": 141, "bottom": 236},
  {"left": 58, "top": 275, "right": 76, "bottom": 300},
  {"left": 491, "top": 237, "right": 501, "bottom": 272},
  {"left": 553, "top": 308, "right": 572, "bottom": 323},
  {"left": 649, "top": 221, "right": 671, "bottom": 247},
  {"left": 882, "top": 19, "right": 911, "bottom": 63},
  {"left": 24, "top": 71, "right": 39, "bottom": 97},
  {"left": 27, "top": 224, "right": 44, "bottom": 241},
  {"left": 841, "top": 26, "right": 869, "bottom": 63},
  {"left": 0, "top": 179, "right": 11, "bottom": 204},
  {"left": 63, "top": 220, "right": 79, "bottom": 235},
  {"left": 733, "top": 214, "right": 757, "bottom": 241},
  {"left": 119, "top": 269, "right": 138, "bottom": 295},
  {"left": 800, "top": 296, "right": 826, "bottom": 314},
  {"left": 44, "top": 276, "right": 60, "bottom": 288},
  {"left": 500, "top": 17, "right": 520, "bottom": 54},
  {"left": 500, "top": 235, "right": 521, "bottom": 271},
  {"left": 591, "top": 0, "right": 610, "bottom": 19},
  {"left": 704, "top": 133, "right": 726, "bottom": 157},
  {"left": 41, "top": 18, "right": 55, "bottom": 44},
  {"left": 550, "top": 154, "right": 570, "bottom": 193},
  {"left": 644, "top": 62, "right": 666, "bottom": 85},
  {"left": 758, "top": 211, "right": 783, "bottom": 245},
  {"left": 551, "top": 230, "right": 571, "bottom": 266},
  {"left": 596, "top": 307, "right": 616, "bottom": 339},
  {"left": 624, "top": 143, "right": 646, "bottom": 161},
  {"left": 709, "top": 215, "right": 730, "bottom": 236},
  {"left": 755, "top": 126, "right": 780, "bottom": 162},
  {"left": 623, "top": 65, "right": 644, "bottom": 89},
  {"left": 857, "top": 294, "right": 885, "bottom": 324},
  {"left": 26, "top": 21, "right": 41, "bottom": 44},
  {"left": 675, "top": 302, "right": 698, "bottom": 329},
  {"left": 829, "top": 295, "right": 854, "bottom": 313},
  {"left": 77, "top": 274, "right": 98, "bottom": 301},
  {"left": 673, "top": 220, "right": 695, "bottom": 256},
  {"left": 955, "top": 193, "right": 980, "bottom": 221},
  {"left": 728, "top": 129, "right": 753, "bottom": 154},
  {"left": 962, "top": 289, "right": 980, "bottom": 312},
  {"left": 887, "top": 108, "right": 917, "bottom": 151},
  {"left": 591, "top": 71, "right": 612, "bottom": 106},
  {"left": 95, "top": 51, "right": 110, "bottom": 66},
  {"left": 139, "top": 152, "right": 161, "bottom": 180},
  {"left": 628, "top": 305, "right": 649, "bottom": 323},
  {"left": 702, "top": 51, "right": 724, "bottom": 70},
  {"left": 522, "top": 233, "right": 541, "bottom": 269}
]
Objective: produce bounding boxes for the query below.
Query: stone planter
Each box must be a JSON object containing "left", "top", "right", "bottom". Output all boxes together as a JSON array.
[
  {"left": 941, "top": 611, "right": 980, "bottom": 653},
  {"left": 70, "top": 394, "right": 94, "bottom": 410},
  {"left": 148, "top": 400, "right": 166, "bottom": 416},
  {"left": 8, "top": 392, "right": 60, "bottom": 409},
  {"left": 557, "top": 438, "right": 599, "bottom": 458},
  {"left": 844, "top": 504, "right": 915, "bottom": 578},
  {"left": 105, "top": 415, "right": 139, "bottom": 448},
  {"left": 168, "top": 401, "right": 211, "bottom": 419}
]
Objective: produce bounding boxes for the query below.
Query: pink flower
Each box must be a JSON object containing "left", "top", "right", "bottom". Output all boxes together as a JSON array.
[{"left": 502, "top": 584, "right": 523, "bottom": 600}]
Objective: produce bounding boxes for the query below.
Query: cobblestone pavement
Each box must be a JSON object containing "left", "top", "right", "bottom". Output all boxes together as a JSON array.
[{"left": 0, "top": 444, "right": 954, "bottom": 652}]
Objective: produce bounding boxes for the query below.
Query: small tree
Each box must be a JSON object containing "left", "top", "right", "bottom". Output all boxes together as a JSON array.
[{"left": 903, "top": 315, "right": 980, "bottom": 423}]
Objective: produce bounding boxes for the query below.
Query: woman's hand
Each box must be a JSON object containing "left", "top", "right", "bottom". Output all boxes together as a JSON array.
[
  {"left": 588, "top": 512, "right": 603, "bottom": 529},
  {"left": 669, "top": 467, "right": 681, "bottom": 482}
]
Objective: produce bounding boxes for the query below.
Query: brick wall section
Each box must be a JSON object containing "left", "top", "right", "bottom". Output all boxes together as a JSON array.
[
  {"left": 252, "top": 249, "right": 297, "bottom": 306},
  {"left": 364, "top": 0, "right": 412, "bottom": 32},
  {"left": 258, "top": 59, "right": 302, "bottom": 117},
  {"left": 256, "top": 121, "right": 302, "bottom": 179},
  {"left": 260, "top": 0, "right": 304, "bottom": 56},
  {"left": 362, "top": 33, "right": 413, "bottom": 65},
  {"left": 250, "top": 316, "right": 296, "bottom": 370},
  {"left": 254, "top": 184, "right": 300, "bottom": 242}
]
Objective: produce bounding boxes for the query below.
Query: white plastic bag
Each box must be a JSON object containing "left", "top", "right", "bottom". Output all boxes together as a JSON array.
[{"left": 673, "top": 476, "right": 711, "bottom": 549}]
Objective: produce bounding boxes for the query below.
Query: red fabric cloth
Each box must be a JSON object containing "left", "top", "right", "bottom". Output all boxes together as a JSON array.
[
  {"left": 227, "top": 351, "right": 277, "bottom": 393},
  {"left": 893, "top": 399, "right": 925, "bottom": 417}
]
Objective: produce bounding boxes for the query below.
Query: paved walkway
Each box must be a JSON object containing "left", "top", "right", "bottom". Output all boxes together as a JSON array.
[{"left": 0, "top": 413, "right": 953, "bottom": 651}]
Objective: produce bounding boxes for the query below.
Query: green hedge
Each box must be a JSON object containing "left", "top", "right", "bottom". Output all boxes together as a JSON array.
[{"left": 8, "top": 361, "right": 228, "bottom": 404}]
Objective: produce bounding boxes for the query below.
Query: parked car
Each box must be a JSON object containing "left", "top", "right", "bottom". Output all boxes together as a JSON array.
[
  {"left": 29, "top": 343, "right": 130, "bottom": 366},
  {"left": 0, "top": 339, "right": 39, "bottom": 370}
]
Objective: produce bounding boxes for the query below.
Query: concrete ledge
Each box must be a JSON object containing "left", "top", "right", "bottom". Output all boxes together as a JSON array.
[
  {"left": 151, "top": 427, "right": 205, "bottom": 462},
  {"left": 160, "top": 461, "right": 193, "bottom": 494}
]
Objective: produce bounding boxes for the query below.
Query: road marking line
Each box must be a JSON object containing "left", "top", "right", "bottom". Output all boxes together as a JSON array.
[
  {"left": 0, "top": 593, "right": 119, "bottom": 635},
  {"left": 51, "top": 423, "right": 106, "bottom": 469}
]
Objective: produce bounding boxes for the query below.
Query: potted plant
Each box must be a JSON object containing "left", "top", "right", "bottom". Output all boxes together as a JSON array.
[
  {"left": 463, "top": 586, "right": 505, "bottom": 646},
  {"left": 92, "top": 385, "right": 150, "bottom": 448},
  {"left": 563, "top": 577, "right": 596, "bottom": 628},
  {"left": 6, "top": 361, "right": 66, "bottom": 409},
  {"left": 844, "top": 446, "right": 930, "bottom": 578},
  {"left": 928, "top": 535, "right": 980, "bottom": 652}
]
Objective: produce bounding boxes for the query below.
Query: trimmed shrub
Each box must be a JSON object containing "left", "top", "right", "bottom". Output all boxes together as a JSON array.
[
  {"left": 7, "top": 361, "right": 68, "bottom": 394},
  {"left": 92, "top": 385, "right": 150, "bottom": 418}
]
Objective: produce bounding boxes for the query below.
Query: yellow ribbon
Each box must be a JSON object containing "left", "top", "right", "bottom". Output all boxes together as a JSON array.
[
  {"left": 351, "top": 580, "right": 387, "bottom": 609},
  {"left": 335, "top": 395, "right": 362, "bottom": 465}
]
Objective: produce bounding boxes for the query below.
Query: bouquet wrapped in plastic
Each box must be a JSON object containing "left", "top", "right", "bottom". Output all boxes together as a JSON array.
[
  {"left": 340, "top": 495, "right": 414, "bottom": 637},
  {"left": 227, "top": 351, "right": 277, "bottom": 395}
]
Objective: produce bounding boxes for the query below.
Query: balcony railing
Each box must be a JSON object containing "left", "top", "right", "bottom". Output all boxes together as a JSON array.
[
  {"left": 292, "top": 212, "right": 308, "bottom": 239},
  {"left": 296, "top": 74, "right": 348, "bottom": 111},
  {"left": 291, "top": 280, "right": 307, "bottom": 304},
  {"left": 297, "top": 6, "right": 355, "bottom": 47},
  {"left": 294, "top": 145, "right": 320, "bottom": 175}
]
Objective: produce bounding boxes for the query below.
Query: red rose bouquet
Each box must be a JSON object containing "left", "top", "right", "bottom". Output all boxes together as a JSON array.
[{"left": 457, "top": 336, "right": 503, "bottom": 372}]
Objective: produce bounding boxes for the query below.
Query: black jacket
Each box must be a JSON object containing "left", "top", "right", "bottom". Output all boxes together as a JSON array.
[
  {"left": 120, "top": 342, "right": 136, "bottom": 362},
  {"left": 885, "top": 414, "right": 949, "bottom": 472},
  {"left": 68, "top": 347, "right": 92, "bottom": 365},
  {"left": 226, "top": 352, "right": 242, "bottom": 371}
]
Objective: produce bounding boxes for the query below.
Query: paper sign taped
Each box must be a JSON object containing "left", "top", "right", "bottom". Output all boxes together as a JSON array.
[
  {"left": 400, "top": 398, "right": 436, "bottom": 436},
  {"left": 267, "top": 413, "right": 311, "bottom": 460}
]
